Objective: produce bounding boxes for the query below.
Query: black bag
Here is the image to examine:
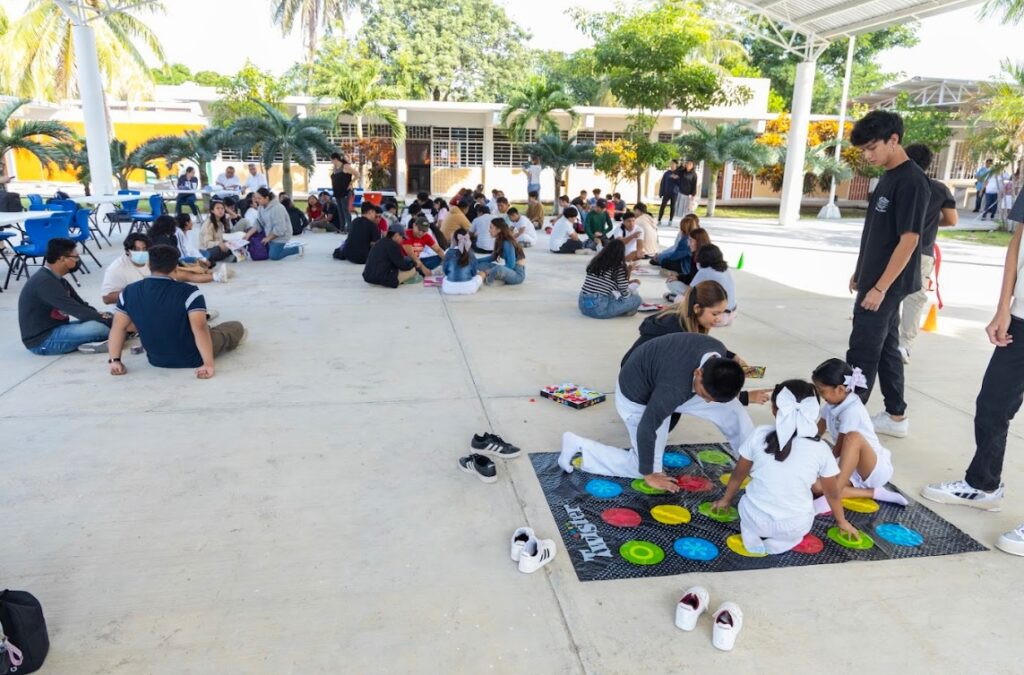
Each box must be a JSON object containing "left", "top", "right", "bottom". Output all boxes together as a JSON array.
[
  {"left": 0, "top": 590, "right": 49, "bottom": 674},
  {"left": 0, "top": 192, "right": 22, "bottom": 213},
  {"left": 332, "top": 241, "right": 346, "bottom": 260}
]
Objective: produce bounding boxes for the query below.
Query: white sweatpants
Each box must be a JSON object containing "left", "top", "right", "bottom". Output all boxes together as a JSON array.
[
  {"left": 578, "top": 383, "right": 754, "bottom": 478},
  {"left": 738, "top": 497, "right": 813, "bottom": 555}
]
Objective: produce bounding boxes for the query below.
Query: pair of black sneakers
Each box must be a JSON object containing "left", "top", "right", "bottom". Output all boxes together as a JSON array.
[{"left": 458, "top": 433, "right": 521, "bottom": 483}]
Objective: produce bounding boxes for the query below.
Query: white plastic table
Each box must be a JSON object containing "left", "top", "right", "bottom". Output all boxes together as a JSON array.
[
  {"left": 0, "top": 211, "right": 57, "bottom": 228},
  {"left": 71, "top": 193, "right": 155, "bottom": 206}
]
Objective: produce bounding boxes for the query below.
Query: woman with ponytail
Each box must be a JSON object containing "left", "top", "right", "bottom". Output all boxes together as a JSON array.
[
  {"left": 713, "top": 380, "right": 859, "bottom": 555},
  {"left": 441, "top": 228, "right": 482, "bottom": 295},
  {"left": 811, "top": 358, "right": 907, "bottom": 508}
]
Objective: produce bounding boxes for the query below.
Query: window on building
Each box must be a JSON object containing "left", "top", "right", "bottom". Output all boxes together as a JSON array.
[
  {"left": 948, "top": 141, "right": 979, "bottom": 181},
  {"left": 431, "top": 127, "right": 484, "bottom": 168}
]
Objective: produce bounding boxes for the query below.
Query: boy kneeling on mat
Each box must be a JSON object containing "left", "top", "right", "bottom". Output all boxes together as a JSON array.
[{"left": 560, "top": 333, "right": 752, "bottom": 492}]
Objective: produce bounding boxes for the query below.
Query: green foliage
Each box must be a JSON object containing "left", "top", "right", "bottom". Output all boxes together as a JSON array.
[
  {"left": 361, "top": 0, "right": 530, "bottom": 102},
  {"left": 135, "top": 127, "right": 228, "bottom": 193},
  {"left": 0, "top": 98, "right": 73, "bottom": 178},
  {"left": 211, "top": 61, "right": 293, "bottom": 127},
  {"left": 499, "top": 77, "right": 578, "bottom": 141},
  {"left": 983, "top": 0, "right": 1024, "bottom": 24},
  {"left": 271, "top": 0, "right": 363, "bottom": 64},
  {"left": 152, "top": 63, "right": 194, "bottom": 85},
  {"left": 522, "top": 134, "right": 595, "bottom": 212},
  {"left": 585, "top": 1, "right": 746, "bottom": 116},
  {"left": 228, "top": 101, "right": 337, "bottom": 196},
  {"left": 54, "top": 136, "right": 158, "bottom": 191},
  {"left": 893, "top": 95, "right": 953, "bottom": 154},
  {"left": 194, "top": 70, "right": 231, "bottom": 88},
  {"left": 673, "top": 120, "right": 773, "bottom": 215},
  {"left": 532, "top": 50, "right": 611, "bottom": 107}
]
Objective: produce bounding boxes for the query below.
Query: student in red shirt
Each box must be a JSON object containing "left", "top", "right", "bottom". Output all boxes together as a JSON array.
[
  {"left": 402, "top": 216, "right": 445, "bottom": 274},
  {"left": 306, "top": 195, "right": 328, "bottom": 230}
]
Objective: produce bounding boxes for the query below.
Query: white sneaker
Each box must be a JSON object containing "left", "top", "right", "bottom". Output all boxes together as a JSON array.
[
  {"left": 921, "top": 480, "right": 1004, "bottom": 511},
  {"left": 510, "top": 527, "right": 535, "bottom": 562},
  {"left": 871, "top": 411, "right": 908, "bottom": 438},
  {"left": 77, "top": 339, "right": 108, "bottom": 354},
  {"left": 711, "top": 602, "right": 743, "bottom": 651},
  {"left": 518, "top": 536, "right": 557, "bottom": 574},
  {"left": 674, "top": 586, "right": 709, "bottom": 631},
  {"left": 996, "top": 524, "right": 1024, "bottom": 556},
  {"left": 212, "top": 263, "right": 229, "bottom": 283},
  {"left": 898, "top": 345, "right": 911, "bottom": 364},
  {"left": 206, "top": 309, "right": 220, "bottom": 322}
]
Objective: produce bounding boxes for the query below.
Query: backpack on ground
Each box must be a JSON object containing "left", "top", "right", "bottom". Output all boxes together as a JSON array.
[{"left": 1, "top": 590, "right": 49, "bottom": 674}]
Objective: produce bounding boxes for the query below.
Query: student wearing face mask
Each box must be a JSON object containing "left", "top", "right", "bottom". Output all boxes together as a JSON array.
[
  {"left": 101, "top": 233, "right": 153, "bottom": 309},
  {"left": 18, "top": 238, "right": 112, "bottom": 355}
]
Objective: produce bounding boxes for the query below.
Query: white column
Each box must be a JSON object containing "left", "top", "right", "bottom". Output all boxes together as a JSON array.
[
  {"left": 943, "top": 140, "right": 957, "bottom": 181},
  {"left": 395, "top": 108, "right": 408, "bottom": 197},
  {"left": 483, "top": 112, "right": 496, "bottom": 190},
  {"left": 723, "top": 162, "right": 735, "bottom": 201},
  {"left": 819, "top": 36, "right": 855, "bottom": 220},
  {"left": 71, "top": 24, "right": 114, "bottom": 197},
  {"left": 779, "top": 60, "right": 816, "bottom": 226}
]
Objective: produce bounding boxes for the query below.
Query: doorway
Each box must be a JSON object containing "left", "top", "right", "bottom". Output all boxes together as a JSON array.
[{"left": 406, "top": 140, "right": 431, "bottom": 195}]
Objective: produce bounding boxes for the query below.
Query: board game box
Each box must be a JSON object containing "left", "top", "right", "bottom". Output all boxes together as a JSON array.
[{"left": 540, "top": 383, "right": 606, "bottom": 410}]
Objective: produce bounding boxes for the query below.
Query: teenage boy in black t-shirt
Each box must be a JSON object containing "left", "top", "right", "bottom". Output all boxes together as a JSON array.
[{"left": 847, "top": 110, "right": 931, "bottom": 439}]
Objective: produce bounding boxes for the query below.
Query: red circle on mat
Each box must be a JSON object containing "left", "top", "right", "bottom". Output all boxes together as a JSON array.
[
  {"left": 676, "top": 475, "right": 714, "bottom": 492},
  {"left": 601, "top": 508, "right": 642, "bottom": 527},
  {"left": 793, "top": 534, "right": 824, "bottom": 554}
]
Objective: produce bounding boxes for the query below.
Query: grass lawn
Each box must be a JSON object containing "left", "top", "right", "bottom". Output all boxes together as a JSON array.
[
  {"left": 939, "top": 229, "right": 1014, "bottom": 247},
  {"left": 695, "top": 204, "right": 868, "bottom": 220}
]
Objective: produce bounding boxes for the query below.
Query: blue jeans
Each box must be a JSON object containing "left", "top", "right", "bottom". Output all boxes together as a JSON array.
[
  {"left": 269, "top": 241, "right": 300, "bottom": 260},
  {"left": 480, "top": 262, "right": 525, "bottom": 285},
  {"left": 176, "top": 195, "right": 198, "bottom": 216},
  {"left": 421, "top": 255, "right": 442, "bottom": 270},
  {"left": 28, "top": 320, "right": 110, "bottom": 355},
  {"left": 983, "top": 192, "right": 999, "bottom": 218},
  {"left": 528, "top": 182, "right": 541, "bottom": 196},
  {"left": 578, "top": 292, "right": 641, "bottom": 319}
]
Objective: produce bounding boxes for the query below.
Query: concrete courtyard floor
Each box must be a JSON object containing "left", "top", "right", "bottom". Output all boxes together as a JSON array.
[{"left": 1, "top": 216, "right": 1020, "bottom": 674}]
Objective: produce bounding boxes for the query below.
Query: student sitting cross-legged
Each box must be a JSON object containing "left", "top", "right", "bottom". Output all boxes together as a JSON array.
[
  {"left": 441, "top": 229, "right": 482, "bottom": 295},
  {"left": 577, "top": 238, "right": 642, "bottom": 319},
  {"left": 107, "top": 244, "right": 246, "bottom": 380},
  {"left": 362, "top": 222, "right": 419, "bottom": 288},
  {"left": 477, "top": 220, "right": 526, "bottom": 286},
  {"left": 560, "top": 333, "right": 753, "bottom": 493},
  {"left": 549, "top": 207, "right": 584, "bottom": 254}
]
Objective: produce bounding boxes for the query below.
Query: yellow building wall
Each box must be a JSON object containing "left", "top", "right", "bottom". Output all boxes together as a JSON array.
[{"left": 14, "top": 121, "right": 206, "bottom": 184}]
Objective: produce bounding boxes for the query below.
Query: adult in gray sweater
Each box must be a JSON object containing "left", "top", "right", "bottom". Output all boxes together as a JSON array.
[
  {"left": 559, "top": 333, "right": 750, "bottom": 492},
  {"left": 252, "top": 188, "right": 303, "bottom": 261},
  {"left": 18, "top": 238, "right": 112, "bottom": 354}
]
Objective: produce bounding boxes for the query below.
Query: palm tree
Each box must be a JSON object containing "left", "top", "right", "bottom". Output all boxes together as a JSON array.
[
  {"left": 673, "top": 120, "right": 773, "bottom": 217},
  {"left": 136, "top": 128, "right": 228, "bottom": 205},
  {"left": 53, "top": 136, "right": 159, "bottom": 192},
  {"left": 0, "top": 98, "right": 73, "bottom": 182},
  {"left": 499, "top": 78, "right": 579, "bottom": 142},
  {"left": 312, "top": 55, "right": 405, "bottom": 188},
  {"left": 272, "top": 0, "right": 362, "bottom": 83},
  {"left": 983, "top": 0, "right": 1024, "bottom": 23},
  {"left": 229, "top": 100, "right": 337, "bottom": 197},
  {"left": 522, "top": 134, "right": 595, "bottom": 215},
  {"left": 109, "top": 139, "right": 159, "bottom": 190},
  {"left": 4, "top": 0, "right": 166, "bottom": 101}
]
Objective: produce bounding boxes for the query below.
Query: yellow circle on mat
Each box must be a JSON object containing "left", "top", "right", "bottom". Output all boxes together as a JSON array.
[
  {"left": 842, "top": 497, "right": 880, "bottom": 514},
  {"left": 650, "top": 505, "right": 691, "bottom": 524},
  {"left": 572, "top": 456, "right": 582, "bottom": 468},
  {"left": 719, "top": 473, "right": 751, "bottom": 489},
  {"left": 726, "top": 534, "right": 767, "bottom": 558}
]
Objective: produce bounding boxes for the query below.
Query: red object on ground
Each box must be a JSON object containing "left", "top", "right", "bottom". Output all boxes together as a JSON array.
[
  {"left": 793, "top": 533, "right": 824, "bottom": 554},
  {"left": 932, "top": 243, "right": 944, "bottom": 310},
  {"left": 675, "top": 475, "right": 714, "bottom": 492},
  {"left": 601, "top": 508, "right": 642, "bottom": 527}
]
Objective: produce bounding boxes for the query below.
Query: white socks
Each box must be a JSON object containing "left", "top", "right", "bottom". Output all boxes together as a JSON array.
[
  {"left": 559, "top": 432, "right": 581, "bottom": 473},
  {"left": 873, "top": 486, "right": 910, "bottom": 506}
]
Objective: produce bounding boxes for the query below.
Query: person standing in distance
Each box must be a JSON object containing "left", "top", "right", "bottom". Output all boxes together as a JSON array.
[{"left": 330, "top": 152, "right": 359, "bottom": 233}]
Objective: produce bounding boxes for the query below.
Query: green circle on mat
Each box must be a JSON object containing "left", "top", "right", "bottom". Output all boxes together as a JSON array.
[
  {"left": 619, "top": 540, "right": 665, "bottom": 565},
  {"left": 827, "top": 526, "right": 875, "bottom": 550},
  {"left": 697, "top": 449, "right": 732, "bottom": 465},
  {"left": 631, "top": 478, "right": 667, "bottom": 495},
  {"left": 698, "top": 502, "right": 739, "bottom": 522}
]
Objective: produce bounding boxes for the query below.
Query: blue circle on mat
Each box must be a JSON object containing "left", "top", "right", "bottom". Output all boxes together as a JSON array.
[
  {"left": 585, "top": 479, "right": 623, "bottom": 499},
  {"left": 673, "top": 537, "right": 719, "bottom": 561},
  {"left": 663, "top": 452, "right": 692, "bottom": 469},
  {"left": 875, "top": 523, "right": 924, "bottom": 547}
]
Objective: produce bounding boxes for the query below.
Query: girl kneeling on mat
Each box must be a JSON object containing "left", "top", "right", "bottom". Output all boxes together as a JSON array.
[
  {"left": 810, "top": 358, "right": 908, "bottom": 509},
  {"left": 442, "top": 229, "right": 483, "bottom": 295},
  {"left": 578, "top": 239, "right": 643, "bottom": 319},
  {"left": 713, "top": 380, "right": 859, "bottom": 555}
]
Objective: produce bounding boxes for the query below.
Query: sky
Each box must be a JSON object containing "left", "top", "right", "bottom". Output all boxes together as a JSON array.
[{"left": 5, "top": 1, "right": 1021, "bottom": 83}]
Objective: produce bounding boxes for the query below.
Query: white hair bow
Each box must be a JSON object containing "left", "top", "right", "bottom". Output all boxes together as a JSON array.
[
  {"left": 453, "top": 233, "right": 471, "bottom": 254},
  {"left": 775, "top": 387, "right": 820, "bottom": 449},
  {"left": 844, "top": 367, "right": 867, "bottom": 393}
]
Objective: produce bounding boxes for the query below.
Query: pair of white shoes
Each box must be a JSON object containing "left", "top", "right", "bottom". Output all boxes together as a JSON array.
[
  {"left": 509, "top": 527, "right": 557, "bottom": 574},
  {"left": 675, "top": 586, "right": 743, "bottom": 651}
]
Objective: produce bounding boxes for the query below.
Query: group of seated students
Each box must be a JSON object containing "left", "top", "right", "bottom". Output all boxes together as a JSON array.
[{"left": 17, "top": 237, "right": 246, "bottom": 379}]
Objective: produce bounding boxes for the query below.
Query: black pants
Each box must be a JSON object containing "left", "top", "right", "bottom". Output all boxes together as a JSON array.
[
  {"left": 983, "top": 192, "right": 998, "bottom": 218},
  {"left": 847, "top": 290, "right": 908, "bottom": 416},
  {"left": 472, "top": 245, "right": 493, "bottom": 255},
  {"left": 176, "top": 195, "right": 199, "bottom": 216},
  {"left": 338, "top": 193, "right": 352, "bottom": 232},
  {"left": 554, "top": 239, "right": 583, "bottom": 254},
  {"left": 658, "top": 194, "right": 676, "bottom": 222},
  {"left": 966, "top": 316, "right": 1024, "bottom": 491},
  {"left": 974, "top": 189, "right": 984, "bottom": 212}
]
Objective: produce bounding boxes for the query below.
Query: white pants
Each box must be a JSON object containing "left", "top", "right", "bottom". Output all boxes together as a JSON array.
[
  {"left": 899, "top": 254, "right": 935, "bottom": 350},
  {"left": 738, "top": 497, "right": 812, "bottom": 555},
  {"left": 442, "top": 276, "right": 483, "bottom": 295},
  {"left": 578, "top": 383, "right": 753, "bottom": 478}
]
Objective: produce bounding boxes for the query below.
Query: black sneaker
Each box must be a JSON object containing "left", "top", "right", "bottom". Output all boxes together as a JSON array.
[
  {"left": 471, "top": 433, "right": 521, "bottom": 459},
  {"left": 458, "top": 453, "right": 497, "bottom": 483}
]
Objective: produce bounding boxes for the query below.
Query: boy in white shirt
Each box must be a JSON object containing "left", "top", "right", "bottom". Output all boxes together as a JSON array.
[
  {"left": 243, "top": 164, "right": 269, "bottom": 194},
  {"left": 471, "top": 206, "right": 497, "bottom": 253},
  {"left": 611, "top": 211, "right": 644, "bottom": 261},
  {"left": 549, "top": 207, "right": 583, "bottom": 254},
  {"left": 507, "top": 207, "right": 536, "bottom": 248}
]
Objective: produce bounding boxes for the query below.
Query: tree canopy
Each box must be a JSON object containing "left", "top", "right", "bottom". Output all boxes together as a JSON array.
[{"left": 211, "top": 61, "right": 293, "bottom": 127}]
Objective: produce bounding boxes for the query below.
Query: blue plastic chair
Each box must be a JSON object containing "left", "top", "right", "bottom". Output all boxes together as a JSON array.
[
  {"left": 0, "top": 229, "right": 16, "bottom": 292},
  {"left": 106, "top": 189, "right": 140, "bottom": 235},
  {"left": 27, "top": 194, "right": 44, "bottom": 209},
  {"left": 130, "top": 194, "right": 164, "bottom": 233},
  {"left": 46, "top": 199, "right": 78, "bottom": 213},
  {"left": 5, "top": 215, "right": 72, "bottom": 289},
  {"left": 70, "top": 209, "right": 101, "bottom": 270}
]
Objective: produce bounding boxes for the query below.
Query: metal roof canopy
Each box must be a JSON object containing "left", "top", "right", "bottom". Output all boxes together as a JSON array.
[
  {"left": 855, "top": 76, "right": 983, "bottom": 109},
  {"left": 726, "top": 0, "right": 984, "bottom": 224}
]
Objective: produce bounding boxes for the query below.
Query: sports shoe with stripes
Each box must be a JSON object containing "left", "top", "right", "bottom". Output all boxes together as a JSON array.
[
  {"left": 471, "top": 433, "right": 521, "bottom": 459},
  {"left": 921, "top": 480, "right": 1003, "bottom": 511},
  {"left": 458, "top": 453, "right": 497, "bottom": 484},
  {"left": 518, "top": 536, "right": 557, "bottom": 574}
]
